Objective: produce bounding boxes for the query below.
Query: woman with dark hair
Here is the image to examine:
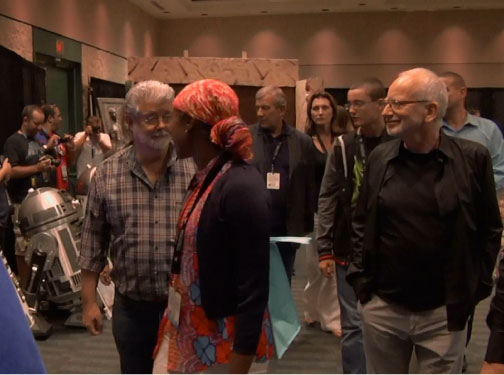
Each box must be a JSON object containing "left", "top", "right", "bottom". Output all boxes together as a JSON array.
[
  {"left": 303, "top": 91, "right": 349, "bottom": 337},
  {"left": 305, "top": 91, "right": 349, "bottom": 149},
  {"left": 153, "top": 79, "right": 274, "bottom": 374}
]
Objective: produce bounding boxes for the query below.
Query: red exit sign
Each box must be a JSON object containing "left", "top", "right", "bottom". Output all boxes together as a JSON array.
[{"left": 56, "top": 39, "right": 64, "bottom": 54}]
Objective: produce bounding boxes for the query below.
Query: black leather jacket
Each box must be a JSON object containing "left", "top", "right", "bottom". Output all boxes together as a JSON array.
[{"left": 485, "top": 251, "right": 504, "bottom": 363}]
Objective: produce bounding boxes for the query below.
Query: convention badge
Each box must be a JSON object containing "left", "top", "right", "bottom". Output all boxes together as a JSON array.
[
  {"left": 168, "top": 286, "right": 182, "bottom": 327},
  {"left": 61, "top": 164, "right": 68, "bottom": 181},
  {"left": 267, "top": 172, "right": 280, "bottom": 190}
]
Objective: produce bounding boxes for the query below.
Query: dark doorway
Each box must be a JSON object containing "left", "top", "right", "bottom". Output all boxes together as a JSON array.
[
  {"left": 467, "top": 88, "right": 504, "bottom": 133},
  {"left": 0, "top": 45, "right": 46, "bottom": 154},
  {"left": 90, "top": 77, "right": 126, "bottom": 118},
  {"left": 35, "top": 53, "right": 82, "bottom": 136}
]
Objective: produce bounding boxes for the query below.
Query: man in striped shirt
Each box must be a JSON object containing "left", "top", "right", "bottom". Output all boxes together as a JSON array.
[{"left": 79, "top": 80, "right": 195, "bottom": 374}]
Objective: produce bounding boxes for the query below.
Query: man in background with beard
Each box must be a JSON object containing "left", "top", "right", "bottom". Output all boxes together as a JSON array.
[{"left": 79, "top": 80, "right": 196, "bottom": 374}]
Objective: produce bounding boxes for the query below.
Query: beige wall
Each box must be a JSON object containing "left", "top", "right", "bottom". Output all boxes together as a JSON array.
[
  {"left": 82, "top": 45, "right": 128, "bottom": 117},
  {"left": 157, "top": 10, "right": 504, "bottom": 87},
  {"left": 0, "top": 0, "right": 159, "bottom": 58},
  {"left": 0, "top": 15, "right": 32, "bottom": 61},
  {"left": 1, "top": 3, "right": 504, "bottom": 89},
  {"left": 0, "top": 0, "right": 158, "bottom": 119}
]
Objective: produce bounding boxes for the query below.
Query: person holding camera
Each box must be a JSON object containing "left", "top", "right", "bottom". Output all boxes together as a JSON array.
[
  {"left": 3, "top": 105, "right": 56, "bottom": 278},
  {"left": 74, "top": 116, "right": 112, "bottom": 179},
  {"left": 35, "top": 104, "right": 74, "bottom": 190},
  {"left": 3, "top": 105, "right": 55, "bottom": 204}
]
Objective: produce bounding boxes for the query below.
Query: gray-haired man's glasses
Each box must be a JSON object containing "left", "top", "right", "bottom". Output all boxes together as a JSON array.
[
  {"left": 135, "top": 111, "right": 172, "bottom": 127},
  {"left": 379, "top": 99, "right": 431, "bottom": 111}
]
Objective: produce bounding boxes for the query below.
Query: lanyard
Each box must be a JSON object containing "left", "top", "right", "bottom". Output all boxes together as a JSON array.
[
  {"left": 270, "top": 140, "right": 283, "bottom": 172},
  {"left": 171, "top": 153, "right": 229, "bottom": 275}
]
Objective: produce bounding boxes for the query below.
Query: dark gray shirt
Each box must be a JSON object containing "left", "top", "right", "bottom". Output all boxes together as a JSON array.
[{"left": 376, "top": 145, "right": 449, "bottom": 311}]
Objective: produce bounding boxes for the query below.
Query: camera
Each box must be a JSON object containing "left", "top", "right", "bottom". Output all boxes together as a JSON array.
[
  {"left": 42, "top": 149, "right": 60, "bottom": 167},
  {"left": 50, "top": 158, "right": 61, "bottom": 167},
  {"left": 92, "top": 125, "right": 101, "bottom": 135},
  {"left": 58, "top": 137, "right": 70, "bottom": 144}
]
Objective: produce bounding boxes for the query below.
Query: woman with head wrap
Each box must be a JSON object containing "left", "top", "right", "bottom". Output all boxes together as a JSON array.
[{"left": 153, "top": 79, "right": 274, "bottom": 374}]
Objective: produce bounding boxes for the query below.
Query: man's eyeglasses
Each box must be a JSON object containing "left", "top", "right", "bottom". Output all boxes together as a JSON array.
[
  {"left": 136, "top": 112, "right": 172, "bottom": 126},
  {"left": 379, "top": 98, "right": 430, "bottom": 111}
]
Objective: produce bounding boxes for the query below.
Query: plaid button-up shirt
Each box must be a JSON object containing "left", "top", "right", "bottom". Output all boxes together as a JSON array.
[{"left": 78, "top": 145, "right": 196, "bottom": 301}]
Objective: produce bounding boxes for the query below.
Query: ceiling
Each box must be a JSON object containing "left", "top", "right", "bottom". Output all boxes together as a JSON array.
[{"left": 128, "top": 0, "right": 504, "bottom": 19}]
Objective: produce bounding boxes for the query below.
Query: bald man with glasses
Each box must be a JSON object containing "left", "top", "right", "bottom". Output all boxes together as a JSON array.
[{"left": 347, "top": 68, "right": 502, "bottom": 373}]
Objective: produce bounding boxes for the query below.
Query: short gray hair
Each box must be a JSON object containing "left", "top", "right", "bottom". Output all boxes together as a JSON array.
[
  {"left": 256, "top": 86, "right": 287, "bottom": 109},
  {"left": 397, "top": 68, "right": 448, "bottom": 119},
  {"left": 124, "top": 80, "right": 175, "bottom": 116}
]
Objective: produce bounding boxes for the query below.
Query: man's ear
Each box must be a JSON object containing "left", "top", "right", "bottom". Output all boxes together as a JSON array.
[
  {"left": 425, "top": 102, "right": 439, "bottom": 123},
  {"left": 184, "top": 114, "right": 197, "bottom": 133},
  {"left": 124, "top": 114, "right": 133, "bottom": 130},
  {"left": 461, "top": 86, "right": 468, "bottom": 98}
]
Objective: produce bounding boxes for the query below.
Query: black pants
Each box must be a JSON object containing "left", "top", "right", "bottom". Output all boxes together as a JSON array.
[
  {"left": 277, "top": 242, "right": 299, "bottom": 285},
  {"left": 2, "top": 217, "right": 17, "bottom": 274},
  {"left": 112, "top": 292, "right": 166, "bottom": 374}
]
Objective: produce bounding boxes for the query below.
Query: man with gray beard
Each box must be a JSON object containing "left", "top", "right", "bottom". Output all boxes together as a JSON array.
[{"left": 79, "top": 80, "right": 196, "bottom": 374}]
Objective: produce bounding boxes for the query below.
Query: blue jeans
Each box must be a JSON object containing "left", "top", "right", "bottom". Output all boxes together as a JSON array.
[
  {"left": 112, "top": 292, "right": 166, "bottom": 374},
  {"left": 337, "top": 264, "right": 366, "bottom": 374}
]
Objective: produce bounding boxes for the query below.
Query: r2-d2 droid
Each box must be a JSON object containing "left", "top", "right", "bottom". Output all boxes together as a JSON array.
[{"left": 17, "top": 187, "right": 84, "bottom": 331}]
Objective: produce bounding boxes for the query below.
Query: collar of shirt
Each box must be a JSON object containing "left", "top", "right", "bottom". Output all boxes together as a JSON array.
[
  {"left": 17, "top": 130, "right": 29, "bottom": 139},
  {"left": 37, "top": 129, "right": 51, "bottom": 140},
  {"left": 442, "top": 112, "right": 479, "bottom": 133},
  {"left": 385, "top": 131, "right": 453, "bottom": 164},
  {"left": 257, "top": 121, "right": 294, "bottom": 139},
  {"left": 125, "top": 144, "right": 177, "bottom": 188}
]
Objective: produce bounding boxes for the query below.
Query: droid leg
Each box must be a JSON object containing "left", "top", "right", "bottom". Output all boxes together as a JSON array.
[{"left": 23, "top": 249, "right": 52, "bottom": 339}]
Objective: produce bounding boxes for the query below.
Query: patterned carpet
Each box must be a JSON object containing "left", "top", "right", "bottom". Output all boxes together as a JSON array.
[{"left": 37, "top": 246, "right": 490, "bottom": 373}]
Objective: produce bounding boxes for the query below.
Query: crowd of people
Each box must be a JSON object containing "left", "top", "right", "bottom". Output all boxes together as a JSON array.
[{"left": 1, "top": 67, "right": 504, "bottom": 374}]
